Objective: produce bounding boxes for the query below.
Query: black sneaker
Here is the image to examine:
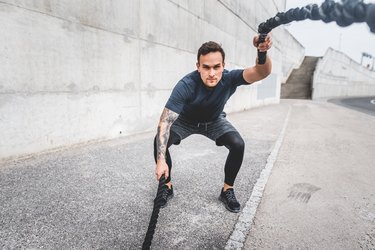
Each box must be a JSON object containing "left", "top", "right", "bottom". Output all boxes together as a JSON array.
[
  {"left": 219, "top": 188, "right": 240, "bottom": 213},
  {"left": 157, "top": 185, "right": 174, "bottom": 208}
]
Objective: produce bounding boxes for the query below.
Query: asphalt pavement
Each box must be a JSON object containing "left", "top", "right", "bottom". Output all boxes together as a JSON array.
[
  {"left": 328, "top": 96, "right": 375, "bottom": 117},
  {"left": 1, "top": 99, "right": 374, "bottom": 249}
]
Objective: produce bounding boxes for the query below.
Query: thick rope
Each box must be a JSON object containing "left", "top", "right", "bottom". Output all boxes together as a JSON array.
[
  {"left": 142, "top": 175, "right": 166, "bottom": 250},
  {"left": 257, "top": 0, "right": 375, "bottom": 64}
]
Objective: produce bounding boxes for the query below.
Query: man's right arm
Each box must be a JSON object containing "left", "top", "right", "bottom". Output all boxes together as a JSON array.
[
  {"left": 242, "top": 34, "right": 273, "bottom": 84},
  {"left": 155, "top": 107, "right": 179, "bottom": 180}
]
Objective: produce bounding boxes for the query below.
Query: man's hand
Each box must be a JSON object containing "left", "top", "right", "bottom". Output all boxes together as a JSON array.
[
  {"left": 242, "top": 34, "right": 273, "bottom": 83},
  {"left": 155, "top": 159, "right": 169, "bottom": 181},
  {"left": 253, "top": 34, "right": 273, "bottom": 52}
]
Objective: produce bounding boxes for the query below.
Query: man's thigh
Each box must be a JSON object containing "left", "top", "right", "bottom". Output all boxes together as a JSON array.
[
  {"left": 207, "top": 116, "right": 239, "bottom": 142},
  {"left": 169, "top": 117, "right": 198, "bottom": 142}
]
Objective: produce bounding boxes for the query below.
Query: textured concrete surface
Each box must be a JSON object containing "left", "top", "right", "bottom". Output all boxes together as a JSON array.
[
  {"left": 313, "top": 48, "right": 375, "bottom": 99},
  {"left": 281, "top": 56, "right": 320, "bottom": 99},
  {"left": 0, "top": 103, "right": 289, "bottom": 249},
  {"left": 1, "top": 0, "right": 305, "bottom": 159},
  {"left": 2, "top": 99, "right": 373, "bottom": 249},
  {"left": 245, "top": 99, "right": 375, "bottom": 250}
]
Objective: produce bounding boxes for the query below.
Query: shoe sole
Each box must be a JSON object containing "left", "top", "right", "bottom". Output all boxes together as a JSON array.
[{"left": 219, "top": 195, "right": 240, "bottom": 213}]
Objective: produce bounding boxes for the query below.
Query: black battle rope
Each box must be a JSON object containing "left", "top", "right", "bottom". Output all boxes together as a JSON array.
[
  {"left": 257, "top": 0, "right": 375, "bottom": 64},
  {"left": 142, "top": 175, "right": 166, "bottom": 250}
]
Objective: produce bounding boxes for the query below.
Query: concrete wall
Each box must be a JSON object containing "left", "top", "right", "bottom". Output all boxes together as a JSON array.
[
  {"left": 0, "top": 0, "right": 304, "bottom": 160},
  {"left": 312, "top": 48, "right": 375, "bottom": 99},
  {"left": 278, "top": 31, "right": 305, "bottom": 84}
]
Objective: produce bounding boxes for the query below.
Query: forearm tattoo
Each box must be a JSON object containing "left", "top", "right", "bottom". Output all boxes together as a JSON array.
[{"left": 156, "top": 108, "right": 179, "bottom": 160}]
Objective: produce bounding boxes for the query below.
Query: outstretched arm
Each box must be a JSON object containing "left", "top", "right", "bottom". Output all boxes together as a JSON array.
[
  {"left": 155, "top": 107, "right": 179, "bottom": 181},
  {"left": 243, "top": 34, "right": 273, "bottom": 84}
]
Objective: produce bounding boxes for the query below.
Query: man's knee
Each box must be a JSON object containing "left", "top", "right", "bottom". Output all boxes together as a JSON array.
[
  {"left": 232, "top": 135, "right": 245, "bottom": 152},
  {"left": 216, "top": 131, "right": 245, "bottom": 151}
]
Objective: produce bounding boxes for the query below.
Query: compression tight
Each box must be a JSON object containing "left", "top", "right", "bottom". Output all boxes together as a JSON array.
[
  {"left": 153, "top": 131, "right": 245, "bottom": 186},
  {"left": 216, "top": 131, "right": 245, "bottom": 186}
]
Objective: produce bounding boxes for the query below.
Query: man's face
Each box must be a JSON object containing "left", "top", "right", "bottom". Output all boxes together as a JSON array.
[{"left": 196, "top": 52, "right": 225, "bottom": 88}]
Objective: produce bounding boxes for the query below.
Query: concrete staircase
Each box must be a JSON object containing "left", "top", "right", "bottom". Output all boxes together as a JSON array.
[{"left": 281, "top": 56, "right": 320, "bottom": 99}]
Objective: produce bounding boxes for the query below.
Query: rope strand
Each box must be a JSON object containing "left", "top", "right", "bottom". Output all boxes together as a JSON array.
[
  {"left": 256, "top": 0, "right": 375, "bottom": 64},
  {"left": 142, "top": 175, "right": 166, "bottom": 250},
  {"left": 258, "top": 0, "right": 374, "bottom": 34}
]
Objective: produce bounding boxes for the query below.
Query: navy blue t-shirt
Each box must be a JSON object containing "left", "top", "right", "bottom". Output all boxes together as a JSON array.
[{"left": 165, "top": 69, "right": 249, "bottom": 122}]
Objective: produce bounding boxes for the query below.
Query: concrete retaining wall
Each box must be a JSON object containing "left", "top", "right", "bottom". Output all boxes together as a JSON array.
[
  {"left": 312, "top": 48, "right": 375, "bottom": 99},
  {"left": 279, "top": 32, "right": 305, "bottom": 84},
  {"left": 0, "top": 0, "right": 304, "bottom": 159}
]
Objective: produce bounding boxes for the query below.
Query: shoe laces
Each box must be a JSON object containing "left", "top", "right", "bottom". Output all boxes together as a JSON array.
[{"left": 225, "top": 189, "right": 237, "bottom": 203}]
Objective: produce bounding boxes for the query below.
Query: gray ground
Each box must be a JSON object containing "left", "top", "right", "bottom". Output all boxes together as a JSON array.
[
  {"left": 328, "top": 96, "right": 375, "bottom": 117},
  {"left": 0, "top": 102, "right": 288, "bottom": 249},
  {"left": 1, "top": 99, "right": 374, "bottom": 249},
  {"left": 245, "top": 99, "right": 375, "bottom": 250}
]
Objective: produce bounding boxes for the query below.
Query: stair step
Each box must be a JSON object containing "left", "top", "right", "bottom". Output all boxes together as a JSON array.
[{"left": 281, "top": 56, "right": 320, "bottom": 99}]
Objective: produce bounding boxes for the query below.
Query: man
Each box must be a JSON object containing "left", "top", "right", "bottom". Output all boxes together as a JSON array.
[{"left": 153, "top": 35, "right": 272, "bottom": 213}]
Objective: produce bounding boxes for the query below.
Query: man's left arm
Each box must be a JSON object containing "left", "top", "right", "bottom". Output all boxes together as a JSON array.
[{"left": 243, "top": 34, "right": 273, "bottom": 84}]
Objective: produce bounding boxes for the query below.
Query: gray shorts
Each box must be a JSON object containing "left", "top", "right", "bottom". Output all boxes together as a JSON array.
[{"left": 170, "top": 112, "right": 239, "bottom": 144}]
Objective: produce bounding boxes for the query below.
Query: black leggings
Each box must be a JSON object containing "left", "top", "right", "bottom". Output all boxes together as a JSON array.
[{"left": 153, "top": 131, "right": 244, "bottom": 186}]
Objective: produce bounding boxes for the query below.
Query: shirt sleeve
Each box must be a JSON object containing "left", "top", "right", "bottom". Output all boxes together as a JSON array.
[
  {"left": 229, "top": 69, "right": 249, "bottom": 86},
  {"left": 165, "top": 80, "right": 191, "bottom": 114}
]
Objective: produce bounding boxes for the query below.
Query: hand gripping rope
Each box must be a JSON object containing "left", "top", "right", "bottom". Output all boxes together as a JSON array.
[
  {"left": 142, "top": 175, "right": 166, "bottom": 250},
  {"left": 257, "top": 0, "right": 375, "bottom": 64}
]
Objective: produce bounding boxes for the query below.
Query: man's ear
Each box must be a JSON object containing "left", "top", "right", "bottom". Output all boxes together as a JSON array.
[
  {"left": 222, "top": 62, "right": 225, "bottom": 68},
  {"left": 196, "top": 62, "right": 200, "bottom": 71}
]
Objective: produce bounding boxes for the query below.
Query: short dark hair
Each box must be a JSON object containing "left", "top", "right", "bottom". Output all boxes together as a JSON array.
[{"left": 197, "top": 41, "right": 225, "bottom": 63}]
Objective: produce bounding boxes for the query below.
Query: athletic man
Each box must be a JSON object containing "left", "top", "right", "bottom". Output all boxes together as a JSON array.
[{"left": 153, "top": 35, "right": 272, "bottom": 213}]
